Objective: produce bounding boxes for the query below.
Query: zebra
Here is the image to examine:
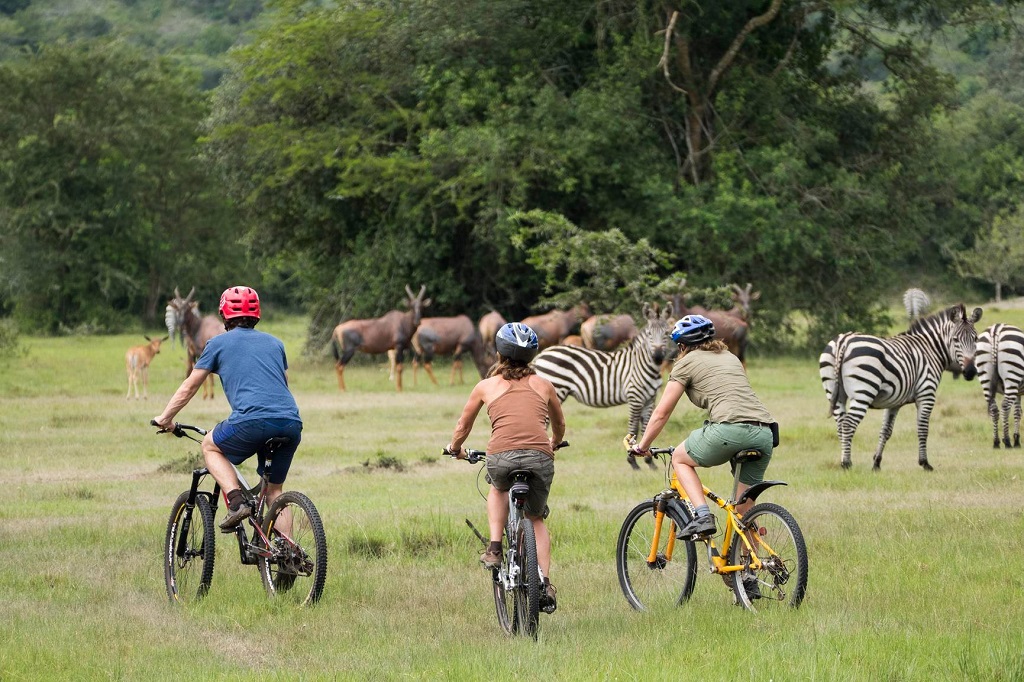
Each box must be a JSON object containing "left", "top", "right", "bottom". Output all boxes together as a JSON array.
[
  {"left": 902, "top": 288, "right": 931, "bottom": 322},
  {"left": 532, "top": 303, "right": 674, "bottom": 468},
  {"left": 976, "top": 323, "right": 1024, "bottom": 448},
  {"left": 819, "top": 304, "right": 983, "bottom": 471}
]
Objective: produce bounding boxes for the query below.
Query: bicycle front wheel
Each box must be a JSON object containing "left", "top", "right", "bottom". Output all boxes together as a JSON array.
[
  {"left": 164, "top": 491, "right": 215, "bottom": 604},
  {"left": 616, "top": 499, "right": 697, "bottom": 611},
  {"left": 729, "top": 502, "right": 807, "bottom": 612},
  {"left": 258, "top": 491, "right": 328, "bottom": 606}
]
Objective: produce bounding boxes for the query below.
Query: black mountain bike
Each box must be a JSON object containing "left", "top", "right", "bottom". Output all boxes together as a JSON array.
[
  {"left": 157, "top": 421, "right": 328, "bottom": 606},
  {"left": 445, "top": 442, "right": 567, "bottom": 639}
]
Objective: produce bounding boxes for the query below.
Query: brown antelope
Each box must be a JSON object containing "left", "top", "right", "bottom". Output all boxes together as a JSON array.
[
  {"left": 729, "top": 282, "right": 761, "bottom": 321},
  {"left": 520, "top": 303, "right": 592, "bottom": 350},
  {"left": 166, "top": 287, "right": 224, "bottom": 399},
  {"left": 580, "top": 314, "right": 637, "bottom": 352},
  {"left": 331, "top": 284, "right": 430, "bottom": 392},
  {"left": 407, "top": 315, "right": 490, "bottom": 386},
  {"left": 664, "top": 284, "right": 758, "bottom": 370},
  {"left": 560, "top": 334, "right": 584, "bottom": 347},
  {"left": 478, "top": 310, "right": 507, "bottom": 366},
  {"left": 125, "top": 335, "right": 168, "bottom": 400}
]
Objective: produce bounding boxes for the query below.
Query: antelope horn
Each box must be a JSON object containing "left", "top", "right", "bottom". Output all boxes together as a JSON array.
[
  {"left": 405, "top": 284, "right": 415, "bottom": 299},
  {"left": 418, "top": 284, "right": 426, "bottom": 298},
  {"left": 185, "top": 286, "right": 195, "bottom": 302},
  {"left": 174, "top": 287, "right": 180, "bottom": 299}
]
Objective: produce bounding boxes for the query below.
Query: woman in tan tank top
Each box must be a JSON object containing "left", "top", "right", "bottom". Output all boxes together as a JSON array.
[{"left": 446, "top": 323, "right": 566, "bottom": 611}]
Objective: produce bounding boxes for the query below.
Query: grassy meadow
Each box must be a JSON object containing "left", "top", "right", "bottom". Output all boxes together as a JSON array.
[{"left": 2, "top": 304, "right": 1024, "bottom": 680}]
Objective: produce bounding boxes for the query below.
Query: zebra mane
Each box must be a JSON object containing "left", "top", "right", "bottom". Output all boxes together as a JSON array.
[{"left": 905, "top": 304, "right": 964, "bottom": 335}]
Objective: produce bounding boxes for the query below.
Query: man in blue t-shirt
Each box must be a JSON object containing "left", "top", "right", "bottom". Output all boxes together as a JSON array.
[{"left": 154, "top": 286, "right": 303, "bottom": 530}]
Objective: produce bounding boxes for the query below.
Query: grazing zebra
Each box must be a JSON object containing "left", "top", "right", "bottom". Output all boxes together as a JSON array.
[
  {"left": 819, "top": 304, "right": 983, "bottom": 471},
  {"left": 532, "top": 303, "right": 673, "bottom": 456},
  {"left": 902, "top": 288, "right": 931, "bottom": 322},
  {"left": 976, "top": 323, "right": 1024, "bottom": 448}
]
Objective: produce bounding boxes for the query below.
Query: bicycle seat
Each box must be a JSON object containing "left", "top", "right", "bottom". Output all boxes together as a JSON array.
[
  {"left": 732, "top": 449, "right": 764, "bottom": 464},
  {"left": 263, "top": 436, "right": 292, "bottom": 454}
]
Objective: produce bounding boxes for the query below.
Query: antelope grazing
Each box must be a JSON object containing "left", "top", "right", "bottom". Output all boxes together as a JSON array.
[
  {"left": 581, "top": 314, "right": 637, "bottom": 352},
  {"left": 166, "top": 287, "right": 224, "bottom": 399},
  {"left": 331, "top": 284, "right": 430, "bottom": 392},
  {"left": 125, "top": 335, "right": 168, "bottom": 400},
  {"left": 478, "top": 311, "right": 507, "bottom": 366},
  {"left": 409, "top": 315, "right": 489, "bottom": 386},
  {"left": 521, "top": 303, "right": 591, "bottom": 350}
]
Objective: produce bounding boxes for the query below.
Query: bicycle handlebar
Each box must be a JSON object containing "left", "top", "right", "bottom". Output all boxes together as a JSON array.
[
  {"left": 151, "top": 420, "right": 208, "bottom": 438},
  {"left": 443, "top": 440, "right": 569, "bottom": 464}
]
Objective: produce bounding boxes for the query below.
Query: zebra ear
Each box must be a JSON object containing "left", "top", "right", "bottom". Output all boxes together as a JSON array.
[
  {"left": 642, "top": 302, "right": 652, "bottom": 319},
  {"left": 662, "top": 301, "right": 674, "bottom": 320},
  {"left": 970, "top": 307, "right": 983, "bottom": 324}
]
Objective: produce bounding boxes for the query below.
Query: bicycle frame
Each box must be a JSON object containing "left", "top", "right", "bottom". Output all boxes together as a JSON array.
[
  {"left": 494, "top": 474, "right": 535, "bottom": 592},
  {"left": 652, "top": 449, "right": 779, "bottom": 579}
]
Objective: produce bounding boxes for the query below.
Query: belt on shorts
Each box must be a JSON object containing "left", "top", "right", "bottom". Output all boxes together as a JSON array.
[{"left": 737, "top": 420, "right": 772, "bottom": 428}]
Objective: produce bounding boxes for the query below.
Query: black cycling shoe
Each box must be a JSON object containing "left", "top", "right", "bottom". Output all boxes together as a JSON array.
[
  {"left": 540, "top": 583, "right": 557, "bottom": 614},
  {"left": 742, "top": 575, "right": 762, "bottom": 600},
  {"left": 676, "top": 514, "right": 717, "bottom": 540}
]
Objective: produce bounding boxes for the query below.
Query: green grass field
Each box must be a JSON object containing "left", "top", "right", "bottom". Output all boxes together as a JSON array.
[{"left": 2, "top": 307, "right": 1023, "bottom": 680}]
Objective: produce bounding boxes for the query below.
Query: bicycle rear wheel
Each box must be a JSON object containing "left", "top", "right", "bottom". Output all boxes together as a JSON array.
[
  {"left": 258, "top": 491, "right": 328, "bottom": 606},
  {"left": 616, "top": 499, "right": 697, "bottom": 611},
  {"left": 729, "top": 502, "right": 807, "bottom": 612},
  {"left": 164, "top": 491, "right": 215, "bottom": 604},
  {"left": 514, "top": 518, "right": 541, "bottom": 639}
]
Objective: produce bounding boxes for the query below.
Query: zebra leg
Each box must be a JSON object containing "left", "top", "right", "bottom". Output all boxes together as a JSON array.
[
  {"left": 988, "top": 398, "right": 1000, "bottom": 448},
  {"left": 914, "top": 398, "right": 935, "bottom": 471},
  {"left": 626, "top": 403, "right": 643, "bottom": 470},
  {"left": 871, "top": 408, "right": 899, "bottom": 471},
  {"left": 1001, "top": 395, "right": 1013, "bottom": 448},
  {"left": 1014, "top": 395, "right": 1022, "bottom": 448},
  {"left": 837, "top": 404, "right": 866, "bottom": 469}
]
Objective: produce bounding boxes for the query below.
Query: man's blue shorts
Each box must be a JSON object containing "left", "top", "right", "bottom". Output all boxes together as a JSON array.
[{"left": 212, "top": 418, "right": 302, "bottom": 485}]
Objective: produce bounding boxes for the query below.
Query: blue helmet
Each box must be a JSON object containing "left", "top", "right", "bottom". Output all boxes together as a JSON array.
[
  {"left": 671, "top": 315, "right": 715, "bottom": 347},
  {"left": 496, "top": 323, "right": 540, "bottom": 363}
]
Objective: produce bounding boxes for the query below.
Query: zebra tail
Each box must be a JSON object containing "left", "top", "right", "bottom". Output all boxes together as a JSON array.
[{"left": 826, "top": 340, "right": 846, "bottom": 417}]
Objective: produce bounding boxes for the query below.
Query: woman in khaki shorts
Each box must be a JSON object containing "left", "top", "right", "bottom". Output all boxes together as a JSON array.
[
  {"left": 446, "top": 323, "right": 566, "bottom": 612},
  {"left": 631, "top": 314, "right": 776, "bottom": 540}
]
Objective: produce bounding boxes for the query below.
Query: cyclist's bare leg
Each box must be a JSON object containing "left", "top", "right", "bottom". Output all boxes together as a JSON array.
[
  {"left": 671, "top": 442, "right": 706, "bottom": 508},
  {"left": 487, "top": 485, "right": 509, "bottom": 543},
  {"left": 202, "top": 432, "right": 242, "bottom": 492},
  {"left": 264, "top": 482, "right": 292, "bottom": 536},
  {"left": 527, "top": 514, "right": 551, "bottom": 578}
]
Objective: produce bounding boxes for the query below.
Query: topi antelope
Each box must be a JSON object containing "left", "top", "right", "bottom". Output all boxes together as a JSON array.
[
  {"left": 407, "top": 315, "right": 490, "bottom": 386},
  {"left": 580, "top": 314, "right": 637, "bottom": 352},
  {"left": 478, "top": 311, "right": 507, "bottom": 366},
  {"left": 125, "top": 335, "right": 168, "bottom": 400},
  {"left": 166, "top": 287, "right": 224, "bottom": 399},
  {"left": 521, "top": 303, "right": 591, "bottom": 351},
  {"left": 331, "top": 284, "right": 430, "bottom": 392}
]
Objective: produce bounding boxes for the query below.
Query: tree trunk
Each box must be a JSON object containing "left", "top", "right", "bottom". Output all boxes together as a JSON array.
[{"left": 995, "top": 282, "right": 1003, "bottom": 303}]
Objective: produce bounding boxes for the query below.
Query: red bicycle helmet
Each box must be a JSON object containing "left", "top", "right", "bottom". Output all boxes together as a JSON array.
[{"left": 219, "top": 286, "right": 261, "bottom": 320}]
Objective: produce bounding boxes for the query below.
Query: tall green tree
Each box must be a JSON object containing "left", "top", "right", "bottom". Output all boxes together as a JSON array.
[{"left": 0, "top": 40, "right": 238, "bottom": 332}]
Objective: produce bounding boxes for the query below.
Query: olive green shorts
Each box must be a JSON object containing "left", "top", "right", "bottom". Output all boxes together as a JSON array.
[
  {"left": 682, "top": 422, "right": 773, "bottom": 485},
  {"left": 486, "top": 449, "right": 555, "bottom": 518}
]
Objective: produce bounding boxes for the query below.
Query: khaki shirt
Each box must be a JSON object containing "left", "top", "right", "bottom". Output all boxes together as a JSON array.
[{"left": 670, "top": 349, "right": 774, "bottom": 424}]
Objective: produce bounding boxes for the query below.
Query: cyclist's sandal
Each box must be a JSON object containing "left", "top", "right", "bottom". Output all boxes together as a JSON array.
[
  {"left": 219, "top": 503, "right": 252, "bottom": 532},
  {"left": 479, "top": 549, "right": 501, "bottom": 569},
  {"left": 676, "top": 515, "right": 716, "bottom": 540}
]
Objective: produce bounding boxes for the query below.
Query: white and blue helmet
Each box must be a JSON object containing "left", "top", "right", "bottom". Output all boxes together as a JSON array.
[
  {"left": 496, "top": 323, "right": 540, "bottom": 363},
  {"left": 671, "top": 315, "right": 716, "bottom": 347}
]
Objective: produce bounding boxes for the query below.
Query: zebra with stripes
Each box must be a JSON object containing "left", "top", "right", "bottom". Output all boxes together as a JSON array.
[
  {"left": 819, "top": 304, "right": 983, "bottom": 471},
  {"left": 976, "top": 323, "right": 1024, "bottom": 448},
  {"left": 532, "top": 303, "right": 673, "bottom": 467}
]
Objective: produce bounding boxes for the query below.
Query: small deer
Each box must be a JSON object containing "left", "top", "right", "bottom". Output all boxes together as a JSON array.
[
  {"left": 580, "top": 314, "right": 637, "bottom": 352},
  {"left": 331, "top": 284, "right": 430, "bottom": 392},
  {"left": 521, "top": 303, "right": 592, "bottom": 350},
  {"left": 125, "top": 335, "right": 168, "bottom": 400}
]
